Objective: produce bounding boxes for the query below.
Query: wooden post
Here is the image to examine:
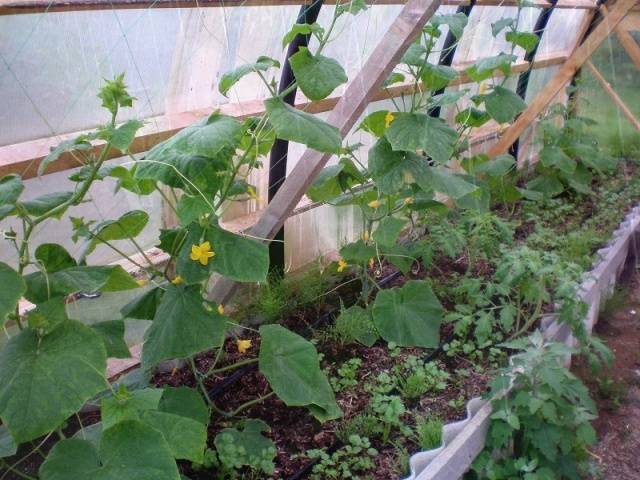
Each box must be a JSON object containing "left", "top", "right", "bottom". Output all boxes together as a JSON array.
[
  {"left": 207, "top": 0, "right": 444, "bottom": 302},
  {"left": 487, "top": 0, "right": 638, "bottom": 157},
  {"left": 616, "top": 28, "right": 640, "bottom": 70},
  {"left": 585, "top": 60, "right": 640, "bottom": 130}
]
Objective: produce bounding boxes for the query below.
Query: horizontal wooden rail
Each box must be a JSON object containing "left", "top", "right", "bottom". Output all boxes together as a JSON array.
[
  {"left": 0, "top": 51, "right": 567, "bottom": 179},
  {"left": 0, "top": 0, "right": 597, "bottom": 16}
]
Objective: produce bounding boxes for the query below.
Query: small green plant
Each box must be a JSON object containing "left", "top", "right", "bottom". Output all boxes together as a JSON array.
[
  {"left": 336, "top": 413, "right": 385, "bottom": 444},
  {"left": 447, "top": 394, "right": 466, "bottom": 410},
  {"left": 307, "top": 435, "right": 378, "bottom": 480},
  {"left": 329, "top": 358, "right": 362, "bottom": 393},
  {"left": 414, "top": 416, "right": 443, "bottom": 450},
  {"left": 396, "top": 356, "right": 449, "bottom": 400},
  {"left": 473, "top": 332, "right": 598, "bottom": 479},
  {"left": 370, "top": 394, "right": 410, "bottom": 443}
]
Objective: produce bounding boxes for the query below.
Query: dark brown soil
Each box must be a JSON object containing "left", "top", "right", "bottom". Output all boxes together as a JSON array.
[{"left": 574, "top": 272, "right": 640, "bottom": 480}]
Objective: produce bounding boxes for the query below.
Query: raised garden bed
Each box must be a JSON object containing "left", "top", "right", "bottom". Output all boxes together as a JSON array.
[{"left": 404, "top": 203, "right": 640, "bottom": 480}]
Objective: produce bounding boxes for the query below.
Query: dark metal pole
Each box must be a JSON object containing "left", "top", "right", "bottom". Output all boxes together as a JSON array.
[
  {"left": 508, "top": 0, "right": 558, "bottom": 159},
  {"left": 430, "top": 1, "right": 475, "bottom": 118},
  {"left": 267, "top": 0, "right": 324, "bottom": 276}
]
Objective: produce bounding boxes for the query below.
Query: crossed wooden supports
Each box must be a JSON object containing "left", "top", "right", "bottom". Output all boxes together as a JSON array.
[{"left": 210, "top": 0, "right": 640, "bottom": 302}]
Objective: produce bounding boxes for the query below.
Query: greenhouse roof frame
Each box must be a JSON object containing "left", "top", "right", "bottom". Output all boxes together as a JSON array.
[
  {"left": 0, "top": 52, "right": 567, "bottom": 179},
  {"left": 0, "top": 0, "right": 599, "bottom": 16}
]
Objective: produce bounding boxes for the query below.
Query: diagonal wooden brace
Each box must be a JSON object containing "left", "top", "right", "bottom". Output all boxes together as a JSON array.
[
  {"left": 208, "top": 0, "right": 443, "bottom": 303},
  {"left": 487, "top": 0, "right": 639, "bottom": 158}
]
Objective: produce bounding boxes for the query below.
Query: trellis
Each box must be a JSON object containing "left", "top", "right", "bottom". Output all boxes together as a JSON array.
[{"left": 2, "top": 0, "right": 640, "bottom": 475}]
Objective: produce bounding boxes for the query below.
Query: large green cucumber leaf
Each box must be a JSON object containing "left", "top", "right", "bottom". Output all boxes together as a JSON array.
[
  {"left": 219, "top": 56, "right": 280, "bottom": 97},
  {"left": 101, "top": 388, "right": 163, "bottom": 430},
  {"left": 176, "top": 222, "right": 269, "bottom": 283},
  {"left": 40, "top": 420, "right": 181, "bottom": 480},
  {"left": 265, "top": 97, "right": 342, "bottom": 154},
  {"left": 0, "top": 425, "right": 17, "bottom": 459},
  {"left": 0, "top": 262, "right": 25, "bottom": 327},
  {"left": 540, "top": 145, "right": 576, "bottom": 175},
  {"left": 135, "top": 113, "right": 242, "bottom": 192},
  {"left": 34, "top": 243, "right": 77, "bottom": 273},
  {"left": 91, "top": 320, "right": 130, "bottom": 358},
  {"left": 385, "top": 113, "right": 457, "bottom": 165},
  {"left": 24, "top": 265, "right": 138, "bottom": 304},
  {"left": 120, "top": 286, "right": 163, "bottom": 320},
  {"left": 94, "top": 387, "right": 209, "bottom": 463},
  {"left": 142, "top": 285, "right": 226, "bottom": 368},
  {"left": 20, "top": 192, "right": 73, "bottom": 218},
  {"left": 159, "top": 387, "right": 210, "bottom": 426},
  {"left": 482, "top": 86, "right": 526, "bottom": 123},
  {"left": 0, "top": 321, "right": 107, "bottom": 442},
  {"left": 259, "top": 325, "right": 341, "bottom": 422},
  {"left": 372, "top": 280, "right": 444, "bottom": 348},
  {"left": 0, "top": 174, "right": 24, "bottom": 205},
  {"left": 84, "top": 210, "right": 149, "bottom": 256},
  {"left": 465, "top": 53, "right": 517, "bottom": 82},
  {"left": 431, "top": 12, "right": 468, "bottom": 39},
  {"left": 372, "top": 216, "right": 407, "bottom": 248},
  {"left": 289, "top": 47, "right": 347, "bottom": 101}
]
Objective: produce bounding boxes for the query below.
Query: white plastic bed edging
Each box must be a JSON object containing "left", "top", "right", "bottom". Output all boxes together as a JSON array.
[{"left": 403, "top": 204, "right": 640, "bottom": 480}]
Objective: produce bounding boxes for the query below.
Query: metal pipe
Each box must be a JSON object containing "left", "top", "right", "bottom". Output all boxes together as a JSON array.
[{"left": 267, "top": 0, "right": 324, "bottom": 276}]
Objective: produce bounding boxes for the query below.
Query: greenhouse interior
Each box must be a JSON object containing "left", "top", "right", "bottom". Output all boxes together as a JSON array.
[{"left": 2, "top": 0, "right": 640, "bottom": 478}]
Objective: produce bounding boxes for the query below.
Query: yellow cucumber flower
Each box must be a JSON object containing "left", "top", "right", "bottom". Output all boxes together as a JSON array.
[
  {"left": 384, "top": 111, "right": 395, "bottom": 128},
  {"left": 362, "top": 230, "right": 370, "bottom": 242},
  {"left": 217, "top": 304, "right": 225, "bottom": 315},
  {"left": 403, "top": 197, "right": 414, "bottom": 205},
  {"left": 190, "top": 241, "right": 215, "bottom": 266},
  {"left": 237, "top": 339, "right": 252, "bottom": 354},
  {"left": 478, "top": 83, "right": 489, "bottom": 95},
  {"left": 368, "top": 199, "right": 381, "bottom": 209},
  {"left": 171, "top": 275, "right": 183, "bottom": 285},
  {"left": 337, "top": 258, "right": 348, "bottom": 273}
]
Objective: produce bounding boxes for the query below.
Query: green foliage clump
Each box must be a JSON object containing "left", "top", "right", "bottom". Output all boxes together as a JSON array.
[
  {"left": 329, "top": 358, "right": 362, "bottom": 393},
  {"left": 396, "top": 356, "right": 449, "bottom": 400},
  {"left": 473, "top": 332, "right": 598, "bottom": 479},
  {"left": 414, "top": 416, "right": 443, "bottom": 450},
  {"left": 307, "top": 435, "right": 378, "bottom": 480}
]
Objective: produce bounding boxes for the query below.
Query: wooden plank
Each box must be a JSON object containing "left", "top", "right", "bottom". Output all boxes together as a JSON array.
[
  {"left": 207, "top": 0, "right": 445, "bottom": 303},
  {"left": 487, "top": 0, "right": 638, "bottom": 158},
  {"left": 0, "top": 0, "right": 598, "bottom": 16},
  {"left": 616, "top": 28, "right": 640, "bottom": 70},
  {"left": 586, "top": 60, "right": 640, "bottom": 130},
  {"left": 0, "top": 52, "right": 566, "bottom": 179},
  {"left": 618, "top": 10, "right": 640, "bottom": 30}
]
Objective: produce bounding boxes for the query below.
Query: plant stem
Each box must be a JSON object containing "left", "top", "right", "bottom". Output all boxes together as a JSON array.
[
  {"left": 205, "top": 357, "right": 258, "bottom": 377},
  {"left": 0, "top": 460, "right": 37, "bottom": 480},
  {"left": 212, "top": 391, "right": 276, "bottom": 418},
  {"left": 189, "top": 358, "right": 215, "bottom": 407}
]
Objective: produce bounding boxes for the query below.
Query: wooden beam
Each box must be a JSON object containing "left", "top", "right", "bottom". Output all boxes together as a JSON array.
[
  {"left": 585, "top": 60, "right": 640, "bottom": 130},
  {"left": 487, "top": 0, "right": 638, "bottom": 158},
  {"left": 207, "top": 0, "right": 444, "bottom": 303},
  {"left": 616, "top": 28, "right": 640, "bottom": 70},
  {"left": 0, "top": 0, "right": 598, "bottom": 16},
  {"left": 0, "top": 52, "right": 566, "bottom": 179},
  {"left": 618, "top": 10, "right": 640, "bottom": 30}
]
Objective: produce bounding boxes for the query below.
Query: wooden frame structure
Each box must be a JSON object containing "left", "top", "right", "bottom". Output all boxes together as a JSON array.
[
  {"left": 4, "top": 0, "right": 640, "bottom": 475},
  {"left": 0, "top": 0, "right": 599, "bottom": 16}
]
